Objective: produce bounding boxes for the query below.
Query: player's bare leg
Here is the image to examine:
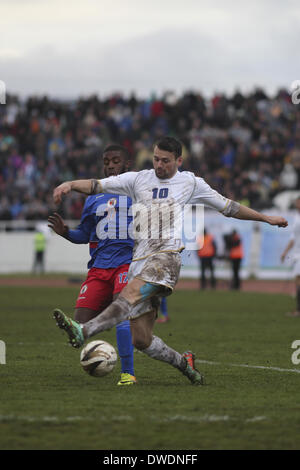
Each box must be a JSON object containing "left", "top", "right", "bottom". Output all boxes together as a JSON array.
[
  {"left": 130, "top": 309, "right": 184, "bottom": 367},
  {"left": 53, "top": 278, "right": 204, "bottom": 384},
  {"left": 53, "top": 278, "right": 154, "bottom": 347},
  {"left": 74, "top": 307, "right": 100, "bottom": 324},
  {"left": 130, "top": 310, "right": 204, "bottom": 385},
  {"left": 130, "top": 309, "right": 157, "bottom": 350},
  {"left": 74, "top": 298, "right": 136, "bottom": 386},
  {"left": 80, "top": 278, "right": 158, "bottom": 338}
]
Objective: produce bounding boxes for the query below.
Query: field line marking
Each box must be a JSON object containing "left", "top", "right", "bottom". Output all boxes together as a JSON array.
[
  {"left": 10, "top": 346, "right": 300, "bottom": 374},
  {"left": 196, "top": 359, "right": 300, "bottom": 374},
  {"left": 0, "top": 414, "right": 267, "bottom": 424}
]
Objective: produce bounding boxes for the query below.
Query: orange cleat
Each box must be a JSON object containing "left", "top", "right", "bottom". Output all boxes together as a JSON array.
[{"left": 156, "top": 316, "right": 170, "bottom": 323}]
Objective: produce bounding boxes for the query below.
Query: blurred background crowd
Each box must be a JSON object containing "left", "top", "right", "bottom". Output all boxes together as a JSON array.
[{"left": 1, "top": 87, "right": 300, "bottom": 221}]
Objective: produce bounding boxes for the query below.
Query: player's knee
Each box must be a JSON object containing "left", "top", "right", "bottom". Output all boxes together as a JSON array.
[
  {"left": 74, "top": 308, "right": 98, "bottom": 324},
  {"left": 132, "top": 333, "right": 152, "bottom": 351},
  {"left": 121, "top": 281, "right": 140, "bottom": 303}
]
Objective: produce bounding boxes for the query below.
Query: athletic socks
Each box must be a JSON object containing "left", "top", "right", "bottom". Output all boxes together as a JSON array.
[
  {"left": 83, "top": 296, "right": 132, "bottom": 338},
  {"left": 141, "top": 335, "right": 186, "bottom": 370},
  {"left": 82, "top": 297, "right": 185, "bottom": 374},
  {"left": 160, "top": 297, "right": 168, "bottom": 317},
  {"left": 116, "top": 320, "right": 134, "bottom": 376}
]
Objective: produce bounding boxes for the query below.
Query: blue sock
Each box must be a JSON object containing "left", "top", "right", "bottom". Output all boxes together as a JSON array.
[
  {"left": 160, "top": 297, "right": 168, "bottom": 317},
  {"left": 116, "top": 320, "right": 134, "bottom": 376}
]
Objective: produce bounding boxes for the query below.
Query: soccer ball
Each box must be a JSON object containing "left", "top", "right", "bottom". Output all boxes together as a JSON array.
[{"left": 80, "top": 340, "right": 117, "bottom": 377}]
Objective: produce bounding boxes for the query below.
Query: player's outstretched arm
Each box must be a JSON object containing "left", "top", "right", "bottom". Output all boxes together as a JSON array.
[
  {"left": 233, "top": 204, "right": 288, "bottom": 228},
  {"left": 53, "top": 179, "right": 101, "bottom": 205}
]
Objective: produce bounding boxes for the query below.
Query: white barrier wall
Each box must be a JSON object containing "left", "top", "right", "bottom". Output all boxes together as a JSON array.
[{"left": 0, "top": 232, "right": 89, "bottom": 274}]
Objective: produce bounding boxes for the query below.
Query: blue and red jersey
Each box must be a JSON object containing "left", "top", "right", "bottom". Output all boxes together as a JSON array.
[{"left": 66, "top": 193, "right": 133, "bottom": 269}]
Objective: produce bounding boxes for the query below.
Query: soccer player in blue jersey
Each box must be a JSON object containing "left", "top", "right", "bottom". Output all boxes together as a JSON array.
[{"left": 48, "top": 144, "right": 136, "bottom": 386}]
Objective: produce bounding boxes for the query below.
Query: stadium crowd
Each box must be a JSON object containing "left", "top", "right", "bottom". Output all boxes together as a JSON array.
[{"left": 0, "top": 88, "right": 300, "bottom": 221}]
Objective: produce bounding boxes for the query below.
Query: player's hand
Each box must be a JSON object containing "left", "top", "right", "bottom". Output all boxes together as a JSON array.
[
  {"left": 267, "top": 216, "right": 288, "bottom": 228},
  {"left": 280, "top": 253, "right": 286, "bottom": 263},
  {"left": 53, "top": 182, "right": 72, "bottom": 205},
  {"left": 48, "top": 213, "right": 68, "bottom": 237}
]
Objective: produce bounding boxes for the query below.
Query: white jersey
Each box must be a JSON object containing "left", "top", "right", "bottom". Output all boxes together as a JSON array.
[
  {"left": 98, "top": 169, "right": 230, "bottom": 261},
  {"left": 290, "top": 211, "right": 300, "bottom": 260}
]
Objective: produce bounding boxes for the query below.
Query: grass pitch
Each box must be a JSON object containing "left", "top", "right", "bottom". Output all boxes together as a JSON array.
[{"left": 1, "top": 283, "right": 300, "bottom": 450}]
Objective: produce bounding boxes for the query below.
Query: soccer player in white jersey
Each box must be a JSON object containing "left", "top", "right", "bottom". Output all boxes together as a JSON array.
[
  {"left": 281, "top": 196, "right": 300, "bottom": 317},
  {"left": 52, "top": 136, "right": 288, "bottom": 385}
]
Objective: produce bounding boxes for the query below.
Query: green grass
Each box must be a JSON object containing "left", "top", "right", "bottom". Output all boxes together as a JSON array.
[{"left": 0, "top": 285, "right": 300, "bottom": 450}]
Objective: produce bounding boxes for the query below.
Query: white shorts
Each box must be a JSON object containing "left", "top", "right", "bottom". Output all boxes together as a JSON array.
[{"left": 126, "top": 252, "right": 182, "bottom": 320}]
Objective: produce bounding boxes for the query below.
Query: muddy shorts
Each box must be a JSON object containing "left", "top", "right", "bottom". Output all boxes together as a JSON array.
[{"left": 126, "top": 252, "right": 181, "bottom": 319}]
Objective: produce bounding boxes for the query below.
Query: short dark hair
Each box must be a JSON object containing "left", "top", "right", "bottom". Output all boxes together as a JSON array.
[
  {"left": 103, "top": 144, "right": 130, "bottom": 160},
  {"left": 155, "top": 136, "right": 182, "bottom": 159}
]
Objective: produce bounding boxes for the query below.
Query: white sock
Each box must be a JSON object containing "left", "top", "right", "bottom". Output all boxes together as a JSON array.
[
  {"left": 141, "top": 335, "right": 185, "bottom": 370},
  {"left": 83, "top": 296, "right": 132, "bottom": 338}
]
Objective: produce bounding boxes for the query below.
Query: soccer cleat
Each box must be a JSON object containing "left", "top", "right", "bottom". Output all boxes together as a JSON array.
[
  {"left": 53, "top": 308, "right": 85, "bottom": 348},
  {"left": 117, "top": 373, "right": 137, "bottom": 386},
  {"left": 181, "top": 351, "right": 204, "bottom": 385}
]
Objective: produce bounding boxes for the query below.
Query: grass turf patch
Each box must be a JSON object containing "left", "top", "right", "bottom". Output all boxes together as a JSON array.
[{"left": 0, "top": 286, "right": 299, "bottom": 449}]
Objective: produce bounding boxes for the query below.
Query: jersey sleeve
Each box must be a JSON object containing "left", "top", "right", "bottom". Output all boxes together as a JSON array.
[
  {"left": 98, "top": 172, "right": 138, "bottom": 200},
  {"left": 188, "top": 176, "right": 231, "bottom": 213}
]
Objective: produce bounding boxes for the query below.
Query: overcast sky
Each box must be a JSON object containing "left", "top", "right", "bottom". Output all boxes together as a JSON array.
[{"left": 0, "top": 0, "right": 299, "bottom": 99}]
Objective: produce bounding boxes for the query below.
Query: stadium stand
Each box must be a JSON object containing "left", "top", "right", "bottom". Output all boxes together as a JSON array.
[{"left": 1, "top": 88, "right": 300, "bottom": 222}]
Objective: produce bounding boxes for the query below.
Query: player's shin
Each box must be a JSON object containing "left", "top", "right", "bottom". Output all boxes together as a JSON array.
[
  {"left": 116, "top": 321, "right": 134, "bottom": 376},
  {"left": 140, "top": 335, "right": 186, "bottom": 370},
  {"left": 82, "top": 296, "right": 132, "bottom": 338}
]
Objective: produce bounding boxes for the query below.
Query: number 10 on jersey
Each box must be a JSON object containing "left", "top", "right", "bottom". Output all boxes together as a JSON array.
[{"left": 152, "top": 188, "right": 169, "bottom": 199}]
